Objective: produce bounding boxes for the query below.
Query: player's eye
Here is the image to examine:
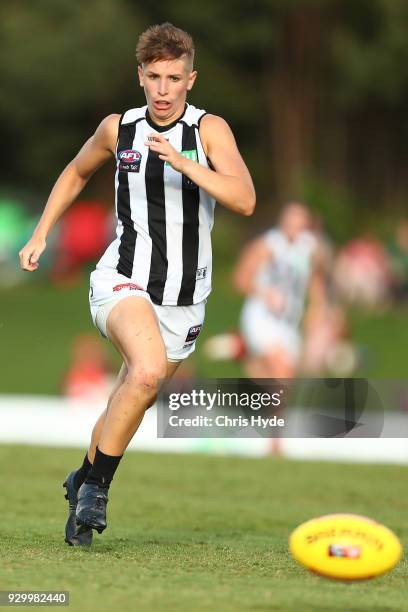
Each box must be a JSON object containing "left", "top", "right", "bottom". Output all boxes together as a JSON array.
[{"left": 170, "top": 76, "right": 181, "bottom": 82}]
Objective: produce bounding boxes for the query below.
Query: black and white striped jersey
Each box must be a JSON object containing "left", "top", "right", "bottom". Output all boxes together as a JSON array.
[{"left": 95, "top": 103, "right": 216, "bottom": 306}]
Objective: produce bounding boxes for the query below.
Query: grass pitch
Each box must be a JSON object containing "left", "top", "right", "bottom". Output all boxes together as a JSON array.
[{"left": 0, "top": 445, "right": 406, "bottom": 611}]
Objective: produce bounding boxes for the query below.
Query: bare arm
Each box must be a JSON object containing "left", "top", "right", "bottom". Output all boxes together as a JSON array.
[
  {"left": 145, "top": 114, "right": 256, "bottom": 216},
  {"left": 19, "top": 114, "right": 119, "bottom": 271},
  {"left": 233, "top": 236, "right": 289, "bottom": 313},
  {"left": 233, "top": 237, "right": 272, "bottom": 295}
]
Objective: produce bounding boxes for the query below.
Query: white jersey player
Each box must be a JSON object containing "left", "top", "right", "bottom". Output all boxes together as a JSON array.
[
  {"left": 19, "top": 23, "right": 255, "bottom": 545},
  {"left": 234, "top": 202, "right": 323, "bottom": 378}
]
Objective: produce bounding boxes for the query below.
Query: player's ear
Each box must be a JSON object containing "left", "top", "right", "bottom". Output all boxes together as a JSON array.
[
  {"left": 138, "top": 65, "right": 144, "bottom": 87},
  {"left": 187, "top": 70, "right": 197, "bottom": 91}
]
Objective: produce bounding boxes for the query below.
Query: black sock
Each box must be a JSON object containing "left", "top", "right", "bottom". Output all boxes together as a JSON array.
[
  {"left": 73, "top": 452, "right": 93, "bottom": 491},
  {"left": 85, "top": 446, "right": 123, "bottom": 488}
]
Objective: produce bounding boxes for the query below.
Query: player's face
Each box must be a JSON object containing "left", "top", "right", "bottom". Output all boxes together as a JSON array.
[
  {"left": 138, "top": 57, "right": 197, "bottom": 125},
  {"left": 281, "top": 205, "right": 311, "bottom": 240}
]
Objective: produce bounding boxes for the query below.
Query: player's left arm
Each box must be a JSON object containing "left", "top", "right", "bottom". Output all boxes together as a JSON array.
[{"left": 145, "top": 115, "right": 256, "bottom": 216}]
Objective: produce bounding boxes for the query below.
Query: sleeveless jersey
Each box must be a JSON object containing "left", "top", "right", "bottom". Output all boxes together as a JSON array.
[
  {"left": 95, "top": 103, "right": 216, "bottom": 305},
  {"left": 255, "top": 228, "right": 317, "bottom": 326}
]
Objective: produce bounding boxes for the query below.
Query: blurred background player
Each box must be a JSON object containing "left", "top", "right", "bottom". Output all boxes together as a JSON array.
[
  {"left": 204, "top": 202, "right": 324, "bottom": 377},
  {"left": 204, "top": 202, "right": 358, "bottom": 377},
  {"left": 233, "top": 202, "right": 323, "bottom": 378}
]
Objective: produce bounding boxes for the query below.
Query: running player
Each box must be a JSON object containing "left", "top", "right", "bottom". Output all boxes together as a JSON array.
[
  {"left": 233, "top": 202, "right": 323, "bottom": 378},
  {"left": 19, "top": 23, "right": 255, "bottom": 545}
]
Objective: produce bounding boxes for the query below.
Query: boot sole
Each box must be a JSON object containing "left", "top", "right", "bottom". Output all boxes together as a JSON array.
[{"left": 76, "top": 516, "right": 106, "bottom": 534}]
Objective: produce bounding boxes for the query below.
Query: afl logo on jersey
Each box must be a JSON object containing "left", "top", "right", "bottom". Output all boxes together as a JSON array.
[{"left": 118, "top": 149, "right": 142, "bottom": 173}]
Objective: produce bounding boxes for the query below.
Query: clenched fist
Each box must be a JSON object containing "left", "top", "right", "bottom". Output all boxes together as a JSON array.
[{"left": 19, "top": 235, "right": 46, "bottom": 271}]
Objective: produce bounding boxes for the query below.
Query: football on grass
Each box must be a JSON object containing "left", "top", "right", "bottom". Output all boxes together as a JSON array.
[{"left": 289, "top": 513, "right": 402, "bottom": 581}]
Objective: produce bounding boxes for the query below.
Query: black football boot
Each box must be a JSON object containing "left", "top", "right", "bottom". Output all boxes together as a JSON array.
[
  {"left": 75, "top": 482, "right": 109, "bottom": 534},
  {"left": 63, "top": 470, "right": 93, "bottom": 546}
]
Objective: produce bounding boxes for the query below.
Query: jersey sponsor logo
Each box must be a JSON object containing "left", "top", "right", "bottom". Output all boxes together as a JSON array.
[
  {"left": 113, "top": 283, "right": 144, "bottom": 292},
  {"left": 167, "top": 150, "right": 199, "bottom": 189},
  {"left": 165, "top": 149, "right": 198, "bottom": 167},
  {"left": 181, "top": 149, "right": 198, "bottom": 162},
  {"left": 118, "top": 149, "right": 142, "bottom": 173},
  {"left": 185, "top": 324, "right": 202, "bottom": 343},
  {"left": 196, "top": 267, "right": 207, "bottom": 280}
]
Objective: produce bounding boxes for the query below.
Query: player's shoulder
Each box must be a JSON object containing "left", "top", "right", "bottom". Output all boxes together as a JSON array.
[
  {"left": 197, "top": 113, "right": 233, "bottom": 155},
  {"left": 120, "top": 106, "right": 148, "bottom": 125},
  {"left": 98, "top": 113, "right": 121, "bottom": 133},
  {"left": 263, "top": 228, "right": 280, "bottom": 245},
  {"left": 299, "top": 230, "right": 318, "bottom": 251},
  {"left": 199, "top": 113, "right": 230, "bottom": 132},
  {"left": 181, "top": 103, "right": 208, "bottom": 127},
  {"left": 92, "top": 114, "right": 121, "bottom": 151},
  {"left": 97, "top": 107, "right": 147, "bottom": 149},
  {"left": 262, "top": 228, "right": 288, "bottom": 257}
]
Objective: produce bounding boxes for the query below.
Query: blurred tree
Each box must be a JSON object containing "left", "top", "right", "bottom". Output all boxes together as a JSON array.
[
  {"left": 330, "top": 0, "right": 408, "bottom": 211},
  {"left": 0, "top": 0, "right": 145, "bottom": 192},
  {"left": 1, "top": 0, "right": 408, "bottom": 234}
]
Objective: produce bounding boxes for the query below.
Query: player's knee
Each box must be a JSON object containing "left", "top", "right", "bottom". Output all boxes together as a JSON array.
[{"left": 126, "top": 360, "right": 167, "bottom": 402}]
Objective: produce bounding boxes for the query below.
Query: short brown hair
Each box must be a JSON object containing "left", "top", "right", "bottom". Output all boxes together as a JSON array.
[{"left": 136, "top": 23, "right": 195, "bottom": 69}]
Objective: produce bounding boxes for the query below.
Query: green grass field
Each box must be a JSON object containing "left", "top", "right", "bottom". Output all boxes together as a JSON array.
[{"left": 0, "top": 445, "right": 406, "bottom": 611}]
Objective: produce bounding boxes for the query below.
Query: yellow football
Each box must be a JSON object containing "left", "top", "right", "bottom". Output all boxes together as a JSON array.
[{"left": 289, "top": 513, "right": 402, "bottom": 581}]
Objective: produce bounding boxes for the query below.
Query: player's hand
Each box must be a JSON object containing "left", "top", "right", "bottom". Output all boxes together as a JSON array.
[
  {"left": 259, "top": 287, "right": 287, "bottom": 314},
  {"left": 145, "top": 133, "right": 186, "bottom": 172},
  {"left": 19, "top": 235, "right": 46, "bottom": 271}
]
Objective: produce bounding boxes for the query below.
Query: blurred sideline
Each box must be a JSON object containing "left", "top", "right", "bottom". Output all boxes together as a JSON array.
[{"left": 1, "top": 395, "right": 407, "bottom": 464}]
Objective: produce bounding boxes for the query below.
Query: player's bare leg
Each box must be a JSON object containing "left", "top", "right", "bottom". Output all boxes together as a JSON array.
[
  {"left": 87, "top": 363, "right": 127, "bottom": 461},
  {"left": 75, "top": 296, "right": 171, "bottom": 534},
  {"left": 245, "top": 348, "right": 296, "bottom": 379},
  {"left": 88, "top": 359, "right": 180, "bottom": 461},
  {"left": 63, "top": 362, "right": 129, "bottom": 545},
  {"left": 245, "top": 347, "right": 296, "bottom": 457},
  {"left": 64, "top": 350, "right": 180, "bottom": 545},
  {"left": 262, "top": 348, "right": 296, "bottom": 379}
]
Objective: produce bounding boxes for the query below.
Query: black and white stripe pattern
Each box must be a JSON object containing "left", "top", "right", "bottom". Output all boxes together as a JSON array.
[
  {"left": 116, "top": 121, "right": 137, "bottom": 278},
  {"left": 145, "top": 145, "right": 167, "bottom": 303},
  {"left": 177, "top": 122, "right": 200, "bottom": 305},
  {"left": 96, "top": 104, "right": 215, "bottom": 306}
]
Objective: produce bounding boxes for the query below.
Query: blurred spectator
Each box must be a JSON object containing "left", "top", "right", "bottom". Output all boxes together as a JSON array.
[
  {"left": 387, "top": 220, "right": 408, "bottom": 302},
  {"left": 333, "top": 235, "right": 392, "bottom": 309},
  {"left": 51, "top": 200, "right": 113, "bottom": 285},
  {"left": 62, "top": 333, "right": 115, "bottom": 403}
]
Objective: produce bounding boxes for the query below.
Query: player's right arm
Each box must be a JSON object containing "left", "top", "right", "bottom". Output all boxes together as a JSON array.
[
  {"left": 233, "top": 237, "right": 271, "bottom": 295},
  {"left": 233, "top": 236, "right": 286, "bottom": 313},
  {"left": 19, "top": 114, "right": 120, "bottom": 271}
]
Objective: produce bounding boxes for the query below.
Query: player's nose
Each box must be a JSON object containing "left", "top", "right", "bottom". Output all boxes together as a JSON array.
[{"left": 157, "top": 78, "right": 168, "bottom": 96}]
